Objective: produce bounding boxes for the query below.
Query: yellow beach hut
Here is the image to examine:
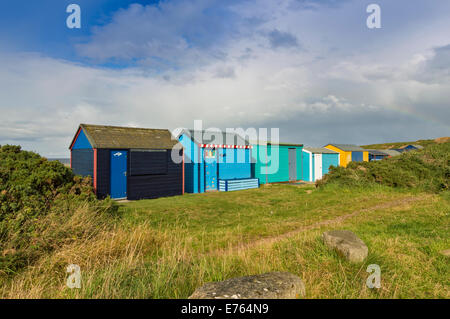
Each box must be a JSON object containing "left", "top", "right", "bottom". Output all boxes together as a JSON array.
[{"left": 323, "top": 144, "right": 369, "bottom": 167}]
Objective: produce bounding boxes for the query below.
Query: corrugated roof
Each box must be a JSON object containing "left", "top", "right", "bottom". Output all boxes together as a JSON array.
[
  {"left": 71, "top": 124, "right": 179, "bottom": 149},
  {"left": 366, "top": 149, "right": 389, "bottom": 156},
  {"left": 184, "top": 129, "right": 250, "bottom": 146},
  {"left": 303, "top": 147, "right": 338, "bottom": 154},
  {"left": 326, "top": 144, "right": 366, "bottom": 152},
  {"left": 272, "top": 142, "right": 303, "bottom": 147},
  {"left": 250, "top": 141, "right": 303, "bottom": 147},
  {"left": 381, "top": 149, "right": 401, "bottom": 156}
]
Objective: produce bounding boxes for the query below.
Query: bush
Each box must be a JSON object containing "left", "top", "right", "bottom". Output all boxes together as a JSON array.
[
  {"left": 0, "top": 145, "right": 118, "bottom": 275},
  {"left": 317, "top": 142, "right": 450, "bottom": 193}
]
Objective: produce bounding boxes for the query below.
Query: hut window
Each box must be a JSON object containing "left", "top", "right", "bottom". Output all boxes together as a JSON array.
[
  {"left": 130, "top": 150, "right": 168, "bottom": 175},
  {"left": 204, "top": 149, "right": 216, "bottom": 159}
]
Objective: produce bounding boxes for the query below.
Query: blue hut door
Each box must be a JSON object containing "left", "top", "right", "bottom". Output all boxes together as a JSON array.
[
  {"left": 352, "top": 151, "right": 363, "bottom": 162},
  {"left": 110, "top": 150, "right": 128, "bottom": 199},
  {"left": 204, "top": 149, "right": 217, "bottom": 191}
]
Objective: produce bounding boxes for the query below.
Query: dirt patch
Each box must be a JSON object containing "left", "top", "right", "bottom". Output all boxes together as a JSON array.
[{"left": 434, "top": 137, "right": 450, "bottom": 144}]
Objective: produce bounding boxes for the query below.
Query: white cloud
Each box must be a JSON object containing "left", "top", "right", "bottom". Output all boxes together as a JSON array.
[{"left": 76, "top": 0, "right": 256, "bottom": 69}]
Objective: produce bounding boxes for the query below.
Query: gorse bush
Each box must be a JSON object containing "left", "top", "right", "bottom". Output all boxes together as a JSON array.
[
  {"left": 317, "top": 142, "right": 450, "bottom": 192},
  {"left": 0, "top": 145, "right": 118, "bottom": 275},
  {"left": 1, "top": 146, "right": 89, "bottom": 212}
]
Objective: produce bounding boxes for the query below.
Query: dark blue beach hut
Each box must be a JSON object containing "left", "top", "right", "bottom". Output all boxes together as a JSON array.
[
  {"left": 400, "top": 144, "right": 424, "bottom": 151},
  {"left": 367, "top": 149, "right": 389, "bottom": 161},
  {"left": 69, "top": 124, "right": 184, "bottom": 200}
]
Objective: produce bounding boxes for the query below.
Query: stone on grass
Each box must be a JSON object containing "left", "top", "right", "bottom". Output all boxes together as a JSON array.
[
  {"left": 323, "top": 230, "right": 368, "bottom": 263},
  {"left": 440, "top": 249, "right": 450, "bottom": 257},
  {"left": 189, "top": 272, "right": 305, "bottom": 299}
]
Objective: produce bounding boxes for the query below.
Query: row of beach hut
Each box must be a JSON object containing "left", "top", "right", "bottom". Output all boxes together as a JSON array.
[{"left": 69, "top": 124, "right": 415, "bottom": 200}]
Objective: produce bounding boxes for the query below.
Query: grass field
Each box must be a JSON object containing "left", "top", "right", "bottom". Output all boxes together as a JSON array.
[{"left": 2, "top": 183, "right": 448, "bottom": 299}]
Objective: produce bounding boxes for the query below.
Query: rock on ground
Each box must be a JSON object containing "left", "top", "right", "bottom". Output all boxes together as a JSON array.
[
  {"left": 323, "top": 230, "right": 368, "bottom": 263},
  {"left": 189, "top": 272, "right": 305, "bottom": 299},
  {"left": 440, "top": 249, "right": 450, "bottom": 257}
]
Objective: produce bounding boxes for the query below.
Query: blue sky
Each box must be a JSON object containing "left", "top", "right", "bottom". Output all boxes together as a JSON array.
[
  {"left": 0, "top": 1, "right": 154, "bottom": 61},
  {"left": 0, "top": 0, "right": 449, "bottom": 156}
]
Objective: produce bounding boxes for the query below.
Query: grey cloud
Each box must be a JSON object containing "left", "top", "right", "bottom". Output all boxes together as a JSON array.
[
  {"left": 267, "top": 29, "right": 299, "bottom": 49},
  {"left": 246, "top": 104, "right": 448, "bottom": 147},
  {"left": 291, "top": 0, "right": 352, "bottom": 10},
  {"left": 430, "top": 44, "right": 450, "bottom": 68},
  {"left": 238, "top": 48, "right": 254, "bottom": 61},
  {"left": 417, "top": 44, "right": 450, "bottom": 83},
  {"left": 214, "top": 66, "right": 236, "bottom": 78}
]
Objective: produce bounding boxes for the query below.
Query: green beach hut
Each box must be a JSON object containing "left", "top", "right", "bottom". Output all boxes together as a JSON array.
[{"left": 251, "top": 142, "right": 303, "bottom": 184}]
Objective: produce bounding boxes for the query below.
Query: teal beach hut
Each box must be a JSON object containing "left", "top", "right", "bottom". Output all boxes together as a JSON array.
[{"left": 251, "top": 142, "right": 303, "bottom": 184}]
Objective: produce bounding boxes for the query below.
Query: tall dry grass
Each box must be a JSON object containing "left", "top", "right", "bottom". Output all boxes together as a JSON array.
[{"left": 0, "top": 202, "right": 152, "bottom": 298}]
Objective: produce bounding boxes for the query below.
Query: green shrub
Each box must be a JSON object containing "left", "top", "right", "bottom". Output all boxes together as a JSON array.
[
  {"left": 0, "top": 145, "right": 118, "bottom": 275},
  {"left": 317, "top": 142, "right": 450, "bottom": 193}
]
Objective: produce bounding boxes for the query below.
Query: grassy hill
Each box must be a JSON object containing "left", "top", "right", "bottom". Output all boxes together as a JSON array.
[
  {"left": 361, "top": 137, "right": 449, "bottom": 150},
  {"left": 0, "top": 142, "right": 448, "bottom": 298},
  {"left": 318, "top": 142, "right": 450, "bottom": 193}
]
